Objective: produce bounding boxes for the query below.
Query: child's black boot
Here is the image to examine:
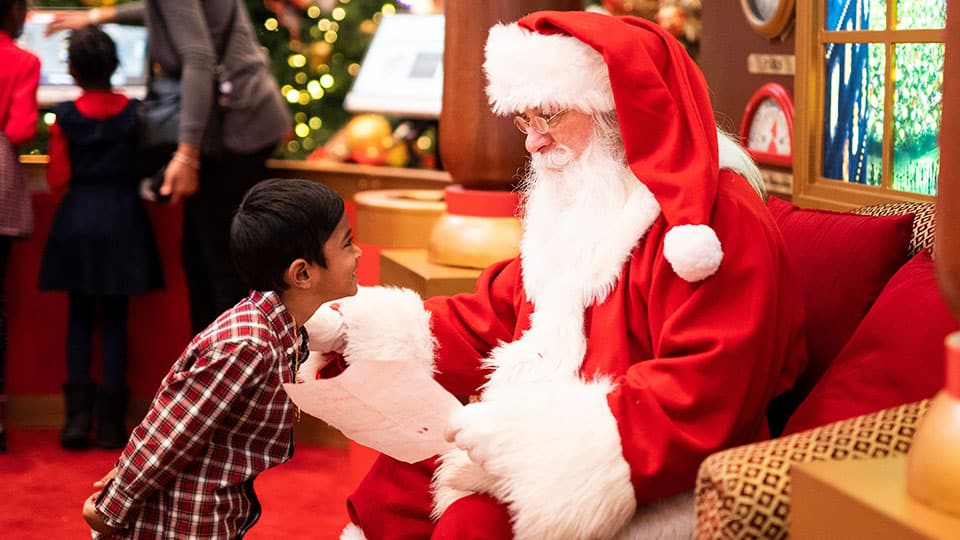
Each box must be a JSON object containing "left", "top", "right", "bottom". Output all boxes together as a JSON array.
[{"left": 61, "top": 381, "right": 96, "bottom": 449}]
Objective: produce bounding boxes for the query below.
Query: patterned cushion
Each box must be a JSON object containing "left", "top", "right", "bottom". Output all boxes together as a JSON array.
[
  {"left": 854, "top": 201, "right": 935, "bottom": 257},
  {"left": 695, "top": 400, "right": 930, "bottom": 539}
]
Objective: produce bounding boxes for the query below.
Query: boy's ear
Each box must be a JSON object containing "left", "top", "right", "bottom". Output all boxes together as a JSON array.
[{"left": 284, "top": 258, "right": 313, "bottom": 289}]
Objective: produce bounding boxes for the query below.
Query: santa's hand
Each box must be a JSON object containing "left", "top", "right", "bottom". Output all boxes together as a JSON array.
[
  {"left": 445, "top": 402, "right": 498, "bottom": 470},
  {"left": 440, "top": 379, "right": 638, "bottom": 540},
  {"left": 304, "top": 303, "right": 347, "bottom": 353}
]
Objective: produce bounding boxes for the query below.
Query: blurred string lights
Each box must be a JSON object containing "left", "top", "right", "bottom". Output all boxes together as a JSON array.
[{"left": 255, "top": 0, "right": 405, "bottom": 159}]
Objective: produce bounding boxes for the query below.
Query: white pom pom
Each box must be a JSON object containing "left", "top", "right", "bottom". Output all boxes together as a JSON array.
[
  {"left": 663, "top": 225, "right": 723, "bottom": 282},
  {"left": 339, "top": 523, "right": 368, "bottom": 540}
]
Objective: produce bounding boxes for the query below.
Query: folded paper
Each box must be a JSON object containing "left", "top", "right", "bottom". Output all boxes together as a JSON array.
[{"left": 283, "top": 359, "right": 462, "bottom": 463}]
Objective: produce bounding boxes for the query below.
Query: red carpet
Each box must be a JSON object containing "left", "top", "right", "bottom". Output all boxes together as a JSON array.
[{"left": 0, "top": 429, "right": 352, "bottom": 539}]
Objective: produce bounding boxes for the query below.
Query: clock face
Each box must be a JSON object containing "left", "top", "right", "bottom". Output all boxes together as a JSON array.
[
  {"left": 740, "top": 0, "right": 794, "bottom": 38},
  {"left": 747, "top": 0, "right": 781, "bottom": 22},
  {"left": 747, "top": 98, "right": 790, "bottom": 156}
]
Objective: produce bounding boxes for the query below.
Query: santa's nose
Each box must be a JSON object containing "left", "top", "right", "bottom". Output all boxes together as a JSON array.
[{"left": 525, "top": 129, "right": 553, "bottom": 154}]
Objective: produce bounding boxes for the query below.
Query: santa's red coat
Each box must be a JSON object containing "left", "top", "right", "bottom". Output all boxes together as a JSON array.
[{"left": 344, "top": 171, "right": 807, "bottom": 539}]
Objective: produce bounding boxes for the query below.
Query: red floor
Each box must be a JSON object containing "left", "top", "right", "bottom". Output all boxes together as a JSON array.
[{"left": 0, "top": 429, "right": 352, "bottom": 539}]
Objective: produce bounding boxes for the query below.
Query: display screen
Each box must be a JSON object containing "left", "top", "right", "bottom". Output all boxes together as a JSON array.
[
  {"left": 18, "top": 10, "right": 148, "bottom": 104},
  {"left": 344, "top": 14, "right": 444, "bottom": 119}
]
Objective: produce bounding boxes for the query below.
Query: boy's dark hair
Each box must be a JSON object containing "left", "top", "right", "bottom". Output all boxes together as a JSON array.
[
  {"left": 231, "top": 178, "right": 345, "bottom": 292},
  {"left": 68, "top": 25, "right": 119, "bottom": 90}
]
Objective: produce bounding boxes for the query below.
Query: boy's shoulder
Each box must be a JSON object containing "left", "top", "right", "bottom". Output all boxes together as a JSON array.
[{"left": 191, "top": 291, "right": 294, "bottom": 354}]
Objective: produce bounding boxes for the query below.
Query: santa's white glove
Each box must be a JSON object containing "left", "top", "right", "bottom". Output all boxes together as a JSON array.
[
  {"left": 304, "top": 302, "right": 347, "bottom": 354},
  {"left": 437, "top": 379, "right": 637, "bottom": 540},
  {"left": 444, "top": 402, "right": 500, "bottom": 471}
]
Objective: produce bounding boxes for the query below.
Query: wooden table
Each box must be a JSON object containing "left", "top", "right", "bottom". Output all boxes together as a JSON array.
[
  {"left": 791, "top": 456, "right": 960, "bottom": 539},
  {"left": 379, "top": 249, "right": 482, "bottom": 298}
]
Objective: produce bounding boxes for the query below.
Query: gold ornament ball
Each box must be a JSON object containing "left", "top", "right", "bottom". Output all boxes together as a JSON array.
[
  {"left": 307, "top": 41, "right": 333, "bottom": 72},
  {"left": 384, "top": 142, "right": 410, "bottom": 167},
  {"left": 345, "top": 114, "right": 393, "bottom": 165}
]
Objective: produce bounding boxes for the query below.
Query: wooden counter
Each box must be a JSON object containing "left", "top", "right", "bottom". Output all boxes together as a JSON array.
[
  {"left": 266, "top": 159, "right": 451, "bottom": 200},
  {"left": 791, "top": 456, "right": 960, "bottom": 539}
]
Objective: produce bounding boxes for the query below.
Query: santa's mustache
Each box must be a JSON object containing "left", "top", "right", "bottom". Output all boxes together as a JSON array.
[{"left": 531, "top": 145, "right": 575, "bottom": 171}]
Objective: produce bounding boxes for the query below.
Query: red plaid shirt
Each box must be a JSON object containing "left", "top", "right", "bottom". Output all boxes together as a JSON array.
[{"left": 94, "top": 291, "right": 305, "bottom": 539}]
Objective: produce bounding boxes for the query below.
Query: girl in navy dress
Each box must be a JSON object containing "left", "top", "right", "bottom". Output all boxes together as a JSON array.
[{"left": 38, "top": 25, "right": 163, "bottom": 450}]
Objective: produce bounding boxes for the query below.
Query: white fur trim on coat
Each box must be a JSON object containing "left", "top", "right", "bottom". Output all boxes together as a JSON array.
[
  {"left": 433, "top": 378, "right": 636, "bottom": 540},
  {"left": 663, "top": 224, "right": 723, "bottom": 282},
  {"left": 339, "top": 523, "right": 367, "bottom": 540},
  {"left": 484, "top": 23, "right": 614, "bottom": 116},
  {"left": 336, "top": 286, "right": 436, "bottom": 375}
]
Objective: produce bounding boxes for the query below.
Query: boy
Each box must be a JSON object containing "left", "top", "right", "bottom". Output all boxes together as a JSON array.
[{"left": 82, "top": 178, "right": 361, "bottom": 538}]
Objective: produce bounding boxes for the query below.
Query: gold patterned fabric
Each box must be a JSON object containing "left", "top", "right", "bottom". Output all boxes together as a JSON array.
[{"left": 694, "top": 400, "right": 930, "bottom": 539}]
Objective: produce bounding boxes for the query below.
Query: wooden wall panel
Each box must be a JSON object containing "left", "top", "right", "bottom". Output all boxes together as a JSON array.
[{"left": 700, "top": 0, "right": 795, "bottom": 140}]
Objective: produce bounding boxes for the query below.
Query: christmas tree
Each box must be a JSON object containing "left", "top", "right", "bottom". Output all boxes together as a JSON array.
[{"left": 253, "top": 0, "right": 400, "bottom": 159}]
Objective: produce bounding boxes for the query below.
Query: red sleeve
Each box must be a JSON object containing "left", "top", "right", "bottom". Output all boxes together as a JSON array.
[
  {"left": 608, "top": 176, "right": 808, "bottom": 504},
  {"left": 4, "top": 54, "right": 40, "bottom": 146},
  {"left": 425, "top": 259, "right": 524, "bottom": 396},
  {"left": 46, "top": 122, "right": 71, "bottom": 192}
]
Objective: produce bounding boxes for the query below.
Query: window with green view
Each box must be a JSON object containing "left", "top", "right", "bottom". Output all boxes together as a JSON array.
[{"left": 821, "top": 0, "right": 944, "bottom": 196}]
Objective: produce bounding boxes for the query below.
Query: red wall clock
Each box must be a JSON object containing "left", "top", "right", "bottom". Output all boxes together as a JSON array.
[{"left": 739, "top": 82, "right": 794, "bottom": 168}]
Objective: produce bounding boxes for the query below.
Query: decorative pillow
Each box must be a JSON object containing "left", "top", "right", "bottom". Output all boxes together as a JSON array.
[
  {"left": 765, "top": 196, "right": 914, "bottom": 432},
  {"left": 784, "top": 250, "right": 959, "bottom": 434}
]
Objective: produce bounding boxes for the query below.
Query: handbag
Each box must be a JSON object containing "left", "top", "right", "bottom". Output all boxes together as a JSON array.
[
  {"left": 139, "top": 1, "right": 237, "bottom": 178},
  {"left": 0, "top": 133, "right": 33, "bottom": 237}
]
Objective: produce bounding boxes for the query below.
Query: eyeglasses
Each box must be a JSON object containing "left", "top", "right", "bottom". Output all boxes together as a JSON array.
[{"left": 513, "top": 110, "right": 567, "bottom": 135}]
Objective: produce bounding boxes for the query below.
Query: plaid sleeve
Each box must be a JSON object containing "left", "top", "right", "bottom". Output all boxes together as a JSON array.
[{"left": 95, "top": 341, "right": 268, "bottom": 527}]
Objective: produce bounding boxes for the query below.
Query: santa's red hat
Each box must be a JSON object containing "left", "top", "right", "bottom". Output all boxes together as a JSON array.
[{"left": 483, "top": 11, "right": 722, "bottom": 282}]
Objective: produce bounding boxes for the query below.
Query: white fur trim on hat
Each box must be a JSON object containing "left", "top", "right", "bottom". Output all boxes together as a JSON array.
[
  {"left": 336, "top": 286, "right": 436, "bottom": 375},
  {"left": 483, "top": 23, "right": 614, "bottom": 116},
  {"left": 663, "top": 225, "right": 723, "bottom": 282}
]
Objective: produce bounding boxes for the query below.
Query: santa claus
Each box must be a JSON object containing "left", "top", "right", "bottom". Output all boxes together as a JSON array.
[{"left": 315, "top": 10, "right": 807, "bottom": 540}]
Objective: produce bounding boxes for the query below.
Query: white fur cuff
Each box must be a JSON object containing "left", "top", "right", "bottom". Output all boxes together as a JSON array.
[
  {"left": 337, "top": 286, "right": 436, "bottom": 374},
  {"left": 435, "top": 377, "right": 636, "bottom": 539}
]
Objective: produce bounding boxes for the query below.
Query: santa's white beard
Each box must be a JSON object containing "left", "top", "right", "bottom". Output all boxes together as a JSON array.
[{"left": 519, "top": 140, "right": 639, "bottom": 281}]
